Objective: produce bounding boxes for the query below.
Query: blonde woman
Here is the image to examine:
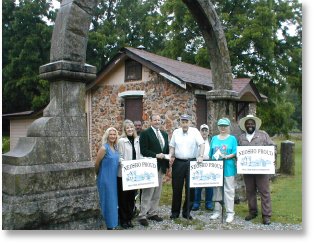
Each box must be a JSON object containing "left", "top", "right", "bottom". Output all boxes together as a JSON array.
[
  {"left": 95, "top": 127, "right": 120, "bottom": 230},
  {"left": 117, "top": 120, "right": 142, "bottom": 229}
]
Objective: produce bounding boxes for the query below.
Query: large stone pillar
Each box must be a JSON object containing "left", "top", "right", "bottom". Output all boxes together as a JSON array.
[
  {"left": 206, "top": 90, "right": 246, "bottom": 203},
  {"left": 2, "top": 0, "right": 101, "bottom": 229},
  {"left": 183, "top": 0, "right": 240, "bottom": 132},
  {"left": 184, "top": 0, "right": 246, "bottom": 203}
]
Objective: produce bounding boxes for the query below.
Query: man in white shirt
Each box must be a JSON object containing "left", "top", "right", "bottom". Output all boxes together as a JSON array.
[{"left": 169, "top": 114, "right": 205, "bottom": 219}]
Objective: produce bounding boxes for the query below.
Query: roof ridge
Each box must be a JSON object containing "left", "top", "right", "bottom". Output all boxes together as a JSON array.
[{"left": 124, "top": 47, "right": 212, "bottom": 72}]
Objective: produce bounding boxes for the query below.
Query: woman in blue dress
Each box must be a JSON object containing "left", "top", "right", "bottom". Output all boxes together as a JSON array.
[{"left": 95, "top": 127, "right": 120, "bottom": 230}]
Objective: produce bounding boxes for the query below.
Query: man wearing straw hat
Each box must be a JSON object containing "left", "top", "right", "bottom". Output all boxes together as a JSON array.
[{"left": 238, "top": 115, "right": 276, "bottom": 225}]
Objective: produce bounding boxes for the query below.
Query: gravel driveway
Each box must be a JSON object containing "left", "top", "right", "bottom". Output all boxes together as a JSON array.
[{"left": 111, "top": 205, "right": 302, "bottom": 231}]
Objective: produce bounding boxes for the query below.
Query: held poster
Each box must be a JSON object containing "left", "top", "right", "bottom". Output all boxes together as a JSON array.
[
  {"left": 121, "top": 158, "right": 159, "bottom": 191},
  {"left": 189, "top": 160, "right": 224, "bottom": 187},
  {"left": 237, "top": 146, "right": 275, "bottom": 174}
]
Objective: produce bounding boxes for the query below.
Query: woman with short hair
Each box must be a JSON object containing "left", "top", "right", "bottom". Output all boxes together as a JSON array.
[{"left": 209, "top": 118, "right": 238, "bottom": 223}]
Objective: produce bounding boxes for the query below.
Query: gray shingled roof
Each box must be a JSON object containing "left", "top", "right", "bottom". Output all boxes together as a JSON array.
[
  {"left": 89, "top": 47, "right": 264, "bottom": 102},
  {"left": 124, "top": 47, "right": 213, "bottom": 89},
  {"left": 232, "top": 78, "right": 251, "bottom": 93}
]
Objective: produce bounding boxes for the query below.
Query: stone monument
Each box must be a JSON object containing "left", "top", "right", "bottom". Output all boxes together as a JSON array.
[{"left": 2, "top": 0, "right": 100, "bottom": 229}]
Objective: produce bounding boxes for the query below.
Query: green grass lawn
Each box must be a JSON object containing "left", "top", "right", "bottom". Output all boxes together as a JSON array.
[{"left": 161, "top": 138, "right": 302, "bottom": 224}]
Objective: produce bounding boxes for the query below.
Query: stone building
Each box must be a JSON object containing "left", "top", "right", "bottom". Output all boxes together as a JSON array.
[{"left": 86, "top": 47, "right": 266, "bottom": 160}]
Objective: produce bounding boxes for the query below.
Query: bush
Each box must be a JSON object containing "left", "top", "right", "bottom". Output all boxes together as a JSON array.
[{"left": 2, "top": 136, "right": 10, "bottom": 153}]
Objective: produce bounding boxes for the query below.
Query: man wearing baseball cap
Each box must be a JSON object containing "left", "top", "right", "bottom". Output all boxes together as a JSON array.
[
  {"left": 168, "top": 114, "right": 205, "bottom": 220},
  {"left": 238, "top": 114, "right": 276, "bottom": 225},
  {"left": 192, "top": 124, "right": 214, "bottom": 211}
]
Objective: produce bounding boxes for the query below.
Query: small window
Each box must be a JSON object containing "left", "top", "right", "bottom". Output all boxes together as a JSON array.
[
  {"left": 125, "top": 60, "right": 142, "bottom": 81},
  {"left": 124, "top": 97, "right": 143, "bottom": 122}
]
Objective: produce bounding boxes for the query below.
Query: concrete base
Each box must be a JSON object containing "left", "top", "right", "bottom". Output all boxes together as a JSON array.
[{"left": 2, "top": 186, "right": 101, "bottom": 230}]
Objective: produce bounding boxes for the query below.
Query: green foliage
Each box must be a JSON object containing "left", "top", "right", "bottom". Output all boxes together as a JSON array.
[
  {"left": 2, "top": 0, "right": 302, "bottom": 135},
  {"left": 32, "top": 79, "right": 50, "bottom": 111},
  {"left": 157, "top": 0, "right": 302, "bottom": 133},
  {"left": 157, "top": 0, "right": 202, "bottom": 63},
  {"left": 87, "top": 0, "right": 167, "bottom": 70},
  {"left": 2, "top": 136, "right": 10, "bottom": 154},
  {"left": 213, "top": 0, "right": 302, "bottom": 133},
  {"left": 195, "top": 48, "right": 211, "bottom": 69},
  {"left": 257, "top": 98, "right": 296, "bottom": 137},
  {"left": 2, "top": 0, "right": 54, "bottom": 113}
]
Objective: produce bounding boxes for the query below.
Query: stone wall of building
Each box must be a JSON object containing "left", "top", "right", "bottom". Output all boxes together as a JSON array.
[
  {"left": 90, "top": 76, "right": 198, "bottom": 161},
  {"left": 89, "top": 76, "right": 257, "bottom": 204}
]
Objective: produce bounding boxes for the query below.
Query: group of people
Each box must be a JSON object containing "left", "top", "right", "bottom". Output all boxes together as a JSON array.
[
  {"left": 95, "top": 113, "right": 275, "bottom": 229},
  {"left": 95, "top": 114, "right": 169, "bottom": 230}
]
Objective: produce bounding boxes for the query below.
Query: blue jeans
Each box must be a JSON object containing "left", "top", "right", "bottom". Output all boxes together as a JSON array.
[{"left": 192, "top": 187, "right": 213, "bottom": 209}]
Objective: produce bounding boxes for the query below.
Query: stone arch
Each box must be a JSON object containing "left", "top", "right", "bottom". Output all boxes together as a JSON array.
[{"left": 45, "top": 0, "right": 233, "bottom": 89}]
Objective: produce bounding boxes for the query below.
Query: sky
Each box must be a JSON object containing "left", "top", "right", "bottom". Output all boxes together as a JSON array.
[{"left": 52, "top": 0, "right": 60, "bottom": 9}]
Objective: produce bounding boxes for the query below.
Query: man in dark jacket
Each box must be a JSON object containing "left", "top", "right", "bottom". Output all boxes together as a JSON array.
[{"left": 138, "top": 114, "right": 169, "bottom": 226}]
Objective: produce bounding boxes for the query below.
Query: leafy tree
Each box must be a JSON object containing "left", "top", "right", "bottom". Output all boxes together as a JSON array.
[
  {"left": 257, "top": 98, "right": 296, "bottom": 136},
  {"left": 2, "top": 0, "right": 301, "bottom": 136},
  {"left": 148, "top": 0, "right": 301, "bottom": 134},
  {"left": 87, "top": 0, "right": 167, "bottom": 70},
  {"left": 2, "top": 0, "right": 55, "bottom": 113},
  {"left": 213, "top": 0, "right": 302, "bottom": 135},
  {"left": 157, "top": 0, "right": 205, "bottom": 65},
  {"left": 86, "top": 0, "right": 206, "bottom": 69}
]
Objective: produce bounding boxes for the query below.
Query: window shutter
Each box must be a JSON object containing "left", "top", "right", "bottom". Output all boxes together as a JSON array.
[
  {"left": 124, "top": 97, "right": 143, "bottom": 122},
  {"left": 196, "top": 95, "right": 207, "bottom": 129}
]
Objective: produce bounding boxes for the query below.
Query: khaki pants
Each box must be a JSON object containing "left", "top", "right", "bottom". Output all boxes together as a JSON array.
[
  {"left": 212, "top": 176, "right": 235, "bottom": 215},
  {"left": 138, "top": 168, "right": 163, "bottom": 219}
]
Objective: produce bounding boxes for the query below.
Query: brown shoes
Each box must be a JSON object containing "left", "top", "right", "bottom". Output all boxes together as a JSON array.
[
  {"left": 245, "top": 213, "right": 271, "bottom": 225},
  {"left": 263, "top": 217, "right": 271, "bottom": 225},
  {"left": 245, "top": 214, "right": 257, "bottom": 221}
]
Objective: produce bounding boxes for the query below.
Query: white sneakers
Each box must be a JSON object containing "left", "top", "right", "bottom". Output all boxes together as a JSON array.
[
  {"left": 210, "top": 212, "right": 234, "bottom": 223},
  {"left": 226, "top": 214, "right": 234, "bottom": 223},
  {"left": 210, "top": 212, "right": 220, "bottom": 220}
]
